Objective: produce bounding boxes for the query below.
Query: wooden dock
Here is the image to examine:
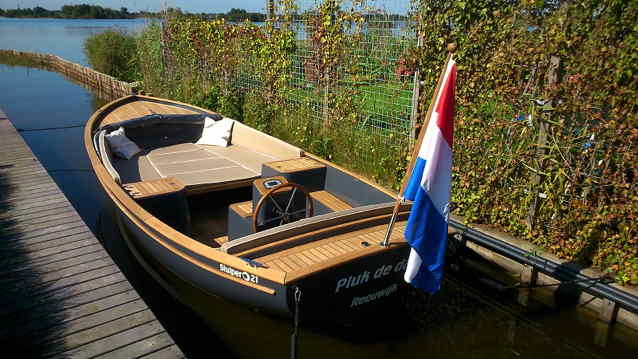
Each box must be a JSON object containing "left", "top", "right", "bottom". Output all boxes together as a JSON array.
[{"left": 0, "top": 109, "right": 184, "bottom": 358}]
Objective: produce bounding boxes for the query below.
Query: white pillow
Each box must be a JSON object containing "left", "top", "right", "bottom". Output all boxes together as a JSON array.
[
  {"left": 105, "top": 127, "right": 141, "bottom": 160},
  {"left": 196, "top": 117, "right": 234, "bottom": 147}
]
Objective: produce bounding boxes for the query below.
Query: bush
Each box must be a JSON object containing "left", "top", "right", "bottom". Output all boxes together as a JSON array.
[
  {"left": 129, "top": 1, "right": 637, "bottom": 284},
  {"left": 84, "top": 29, "right": 138, "bottom": 82}
]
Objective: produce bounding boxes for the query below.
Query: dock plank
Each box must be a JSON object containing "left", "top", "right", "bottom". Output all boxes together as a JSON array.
[
  {"left": 139, "top": 344, "right": 184, "bottom": 359},
  {"left": 92, "top": 332, "right": 177, "bottom": 359},
  {"left": 0, "top": 280, "right": 134, "bottom": 336},
  {"left": 0, "top": 113, "right": 183, "bottom": 357},
  {"left": 56, "top": 317, "right": 166, "bottom": 359},
  {"left": 4, "top": 291, "right": 142, "bottom": 341}
]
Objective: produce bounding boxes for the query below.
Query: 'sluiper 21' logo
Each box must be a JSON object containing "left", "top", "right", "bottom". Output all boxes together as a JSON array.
[{"left": 219, "top": 263, "right": 259, "bottom": 284}]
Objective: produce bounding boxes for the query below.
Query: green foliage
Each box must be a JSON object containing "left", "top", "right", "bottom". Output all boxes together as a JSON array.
[
  {"left": 413, "top": 0, "right": 637, "bottom": 284},
  {"left": 213, "top": 8, "right": 266, "bottom": 22},
  {"left": 84, "top": 29, "right": 138, "bottom": 82},
  {"left": 243, "top": 91, "right": 276, "bottom": 133},
  {"left": 135, "top": 22, "right": 165, "bottom": 95},
  {"left": 130, "top": 0, "right": 636, "bottom": 284}
]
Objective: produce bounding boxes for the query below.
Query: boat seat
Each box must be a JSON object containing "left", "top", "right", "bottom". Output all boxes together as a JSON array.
[
  {"left": 310, "top": 190, "right": 353, "bottom": 214},
  {"left": 112, "top": 142, "right": 298, "bottom": 192},
  {"left": 105, "top": 119, "right": 304, "bottom": 193},
  {"left": 113, "top": 143, "right": 258, "bottom": 187}
]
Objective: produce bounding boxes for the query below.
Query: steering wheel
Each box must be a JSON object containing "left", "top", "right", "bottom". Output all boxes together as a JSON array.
[{"left": 252, "top": 183, "right": 314, "bottom": 233}]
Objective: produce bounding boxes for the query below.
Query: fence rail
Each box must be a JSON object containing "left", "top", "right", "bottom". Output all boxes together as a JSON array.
[{"left": 0, "top": 49, "right": 131, "bottom": 100}]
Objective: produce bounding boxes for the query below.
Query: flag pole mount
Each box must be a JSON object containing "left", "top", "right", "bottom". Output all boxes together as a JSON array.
[{"left": 380, "top": 43, "right": 457, "bottom": 248}]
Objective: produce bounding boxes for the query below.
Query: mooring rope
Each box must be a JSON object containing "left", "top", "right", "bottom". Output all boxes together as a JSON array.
[
  {"left": 47, "top": 169, "right": 92, "bottom": 172},
  {"left": 291, "top": 286, "right": 302, "bottom": 359},
  {"left": 16, "top": 124, "right": 86, "bottom": 132}
]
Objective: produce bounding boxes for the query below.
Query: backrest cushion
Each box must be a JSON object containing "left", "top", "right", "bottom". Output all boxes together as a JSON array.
[
  {"left": 105, "top": 127, "right": 142, "bottom": 160},
  {"left": 195, "top": 117, "right": 234, "bottom": 147}
]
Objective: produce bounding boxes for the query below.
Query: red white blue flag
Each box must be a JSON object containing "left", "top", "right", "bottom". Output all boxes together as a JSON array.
[{"left": 403, "top": 59, "right": 456, "bottom": 293}]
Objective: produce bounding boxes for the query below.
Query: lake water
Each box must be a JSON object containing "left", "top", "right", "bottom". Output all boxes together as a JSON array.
[{"left": 1, "top": 17, "right": 637, "bottom": 359}]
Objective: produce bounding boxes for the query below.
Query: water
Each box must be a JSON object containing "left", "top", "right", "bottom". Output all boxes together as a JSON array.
[
  {"left": 0, "top": 17, "right": 148, "bottom": 65},
  {"left": 1, "top": 18, "right": 637, "bottom": 359}
]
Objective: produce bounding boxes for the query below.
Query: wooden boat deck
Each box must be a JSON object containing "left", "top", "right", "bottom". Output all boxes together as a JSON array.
[
  {"left": 101, "top": 100, "right": 198, "bottom": 126},
  {"left": 255, "top": 222, "right": 407, "bottom": 281},
  {"left": 0, "top": 110, "right": 184, "bottom": 358}
]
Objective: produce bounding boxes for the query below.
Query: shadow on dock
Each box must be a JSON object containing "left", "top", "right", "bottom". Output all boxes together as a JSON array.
[
  {"left": 96, "top": 206, "right": 235, "bottom": 359},
  {"left": 0, "top": 169, "right": 69, "bottom": 357}
]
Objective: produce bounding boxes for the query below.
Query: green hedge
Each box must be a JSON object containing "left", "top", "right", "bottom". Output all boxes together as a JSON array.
[
  {"left": 133, "top": 1, "right": 636, "bottom": 285},
  {"left": 414, "top": 0, "right": 637, "bottom": 284},
  {"left": 84, "top": 29, "right": 138, "bottom": 82}
]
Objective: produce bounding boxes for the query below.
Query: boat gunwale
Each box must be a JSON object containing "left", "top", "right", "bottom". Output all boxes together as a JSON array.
[{"left": 84, "top": 95, "right": 403, "bottom": 288}]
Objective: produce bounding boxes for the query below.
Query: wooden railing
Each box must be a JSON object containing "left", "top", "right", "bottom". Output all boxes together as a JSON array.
[{"left": 0, "top": 49, "right": 132, "bottom": 100}]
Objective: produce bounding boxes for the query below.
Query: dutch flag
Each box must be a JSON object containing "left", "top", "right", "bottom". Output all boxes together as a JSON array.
[{"left": 403, "top": 58, "right": 456, "bottom": 294}]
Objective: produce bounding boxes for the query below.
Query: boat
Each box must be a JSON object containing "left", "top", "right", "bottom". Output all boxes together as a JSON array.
[{"left": 85, "top": 95, "right": 411, "bottom": 324}]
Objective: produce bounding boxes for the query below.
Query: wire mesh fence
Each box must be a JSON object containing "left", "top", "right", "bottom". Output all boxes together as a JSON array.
[
  {"left": 235, "top": 0, "right": 418, "bottom": 165},
  {"left": 152, "top": 0, "right": 419, "bottom": 187}
]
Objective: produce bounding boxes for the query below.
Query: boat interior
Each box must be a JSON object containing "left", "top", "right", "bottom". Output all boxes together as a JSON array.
[{"left": 93, "top": 97, "right": 408, "bottom": 276}]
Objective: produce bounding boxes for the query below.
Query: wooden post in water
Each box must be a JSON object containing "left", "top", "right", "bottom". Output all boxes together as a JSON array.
[
  {"left": 594, "top": 299, "right": 618, "bottom": 348},
  {"left": 517, "top": 265, "right": 539, "bottom": 306},
  {"left": 595, "top": 298, "right": 617, "bottom": 348}
]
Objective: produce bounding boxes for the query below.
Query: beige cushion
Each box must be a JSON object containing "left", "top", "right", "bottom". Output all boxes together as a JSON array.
[
  {"left": 144, "top": 143, "right": 259, "bottom": 186},
  {"left": 199, "top": 144, "right": 279, "bottom": 173},
  {"left": 114, "top": 151, "right": 161, "bottom": 183}
]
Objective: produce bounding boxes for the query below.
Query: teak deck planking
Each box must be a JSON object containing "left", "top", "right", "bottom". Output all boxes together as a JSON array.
[
  {"left": 0, "top": 109, "right": 184, "bottom": 358},
  {"left": 101, "top": 101, "right": 197, "bottom": 126},
  {"left": 256, "top": 222, "right": 407, "bottom": 281}
]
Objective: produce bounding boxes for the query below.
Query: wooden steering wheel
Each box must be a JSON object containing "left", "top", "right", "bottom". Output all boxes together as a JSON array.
[{"left": 252, "top": 183, "right": 314, "bottom": 233}]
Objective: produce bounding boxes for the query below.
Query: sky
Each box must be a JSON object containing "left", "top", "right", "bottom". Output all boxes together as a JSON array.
[
  {"left": 0, "top": 1, "right": 409, "bottom": 14},
  {"left": 0, "top": 1, "right": 268, "bottom": 13}
]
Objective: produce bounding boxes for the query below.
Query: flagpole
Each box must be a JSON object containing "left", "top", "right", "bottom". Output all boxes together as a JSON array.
[{"left": 380, "top": 43, "right": 456, "bottom": 247}]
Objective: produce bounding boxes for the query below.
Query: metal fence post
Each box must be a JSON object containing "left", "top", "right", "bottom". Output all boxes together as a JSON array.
[
  {"left": 409, "top": 35, "right": 423, "bottom": 142},
  {"left": 526, "top": 55, "right": 560, "bottom": 230}
]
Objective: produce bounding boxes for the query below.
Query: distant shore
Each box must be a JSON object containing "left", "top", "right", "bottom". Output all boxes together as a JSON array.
[{"left": 0, "top": 5, "right": 148, "bottom": 20}]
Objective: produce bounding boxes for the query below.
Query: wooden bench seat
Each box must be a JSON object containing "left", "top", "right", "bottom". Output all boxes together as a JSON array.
[{"left": 310, "top": 190, "right": 352, "bottom": 212}]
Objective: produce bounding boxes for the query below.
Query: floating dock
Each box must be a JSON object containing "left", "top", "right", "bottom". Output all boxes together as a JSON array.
[{"left": 0, "top": 109, "right": 184, "bottom": 358}]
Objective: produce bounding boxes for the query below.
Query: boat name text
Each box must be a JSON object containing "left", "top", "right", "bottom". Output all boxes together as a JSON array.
[
  {"left": 334, "top": 258, "right": 407, "bottom": 293},
  {"left": 350, "top": 284, "right": 398, "bottom": 307},
  {"left": 219, "top": 263, "right": 259, "bottom": 284}
]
